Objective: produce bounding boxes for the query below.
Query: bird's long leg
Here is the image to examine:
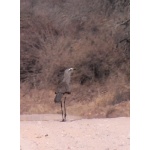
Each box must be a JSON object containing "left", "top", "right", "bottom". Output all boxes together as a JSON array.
[
  {"left": 64, "top": 97, "right": 67, "bottom": 121},
  {"left": 61, "top": 101, "right": 64, "bottom": 121}
]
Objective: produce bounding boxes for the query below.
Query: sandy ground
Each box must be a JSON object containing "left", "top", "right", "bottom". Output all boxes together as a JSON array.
[{"left": 20, "top": 114, "right": 130, "bottom": 150}]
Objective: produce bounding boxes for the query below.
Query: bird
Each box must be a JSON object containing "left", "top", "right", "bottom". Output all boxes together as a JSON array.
[{"left": 54, "top": 68, "right": 75, "bottom": 122}]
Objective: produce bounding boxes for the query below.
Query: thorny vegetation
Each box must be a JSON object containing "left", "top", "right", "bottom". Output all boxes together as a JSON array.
[{"left": 21, "top": 0, "right": 130, "bottom": 118}]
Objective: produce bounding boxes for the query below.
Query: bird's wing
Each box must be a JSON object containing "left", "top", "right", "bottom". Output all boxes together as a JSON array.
[{"left": 56, "top": 82, "right": 70, "bottom": 94}]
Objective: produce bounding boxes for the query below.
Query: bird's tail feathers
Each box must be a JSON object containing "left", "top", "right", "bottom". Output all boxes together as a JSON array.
[{"left": 54, "top": 93, "right": 63, "bottom": 103}]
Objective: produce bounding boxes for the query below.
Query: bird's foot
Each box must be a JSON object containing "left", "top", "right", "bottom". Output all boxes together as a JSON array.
[{"left": 61, "top": 119, "right": 66, "bottom": 122}]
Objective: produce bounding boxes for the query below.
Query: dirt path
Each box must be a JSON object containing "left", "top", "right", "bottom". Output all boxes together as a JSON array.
[{"left": 20, "top": 114, "right": 130, "bottom": 150}]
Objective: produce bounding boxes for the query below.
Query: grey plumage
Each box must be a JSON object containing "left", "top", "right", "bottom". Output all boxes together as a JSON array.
[
  {"left": 54, "top": 82, "right": 70, "bottom": 103},
  {"left": 54, "top": 92, "right": 63, "bottom": 103},
  {"left": 54, "top": 68, "right": 74, "bottom": 103},
  {"left": 54, "top": 68, "right": 75, "bottom": 121}
]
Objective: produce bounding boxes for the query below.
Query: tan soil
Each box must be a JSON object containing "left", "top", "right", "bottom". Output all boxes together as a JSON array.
[{"left": 20, "top": 114, "right": 130, "bottom": 150}]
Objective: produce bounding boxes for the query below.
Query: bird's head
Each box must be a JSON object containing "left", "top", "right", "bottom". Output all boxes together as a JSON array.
[
  {"left": 64, "top": 68, "right": 76, "bottom": 76},
  {"left": 68, "top": 68, "right": 75, "bottom": 71}
]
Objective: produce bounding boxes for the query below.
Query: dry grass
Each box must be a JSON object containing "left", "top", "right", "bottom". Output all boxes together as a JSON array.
[
  {"left": 20, "top": 0, "right": 130, "bottom": 118},
  {"left": 21, "top": 73, "right": 130, "bottom": 118}
]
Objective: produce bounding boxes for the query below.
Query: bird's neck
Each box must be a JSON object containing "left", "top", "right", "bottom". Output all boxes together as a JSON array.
[{"left": 63, "top": 74, "right": 71, "bottom": 84}]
